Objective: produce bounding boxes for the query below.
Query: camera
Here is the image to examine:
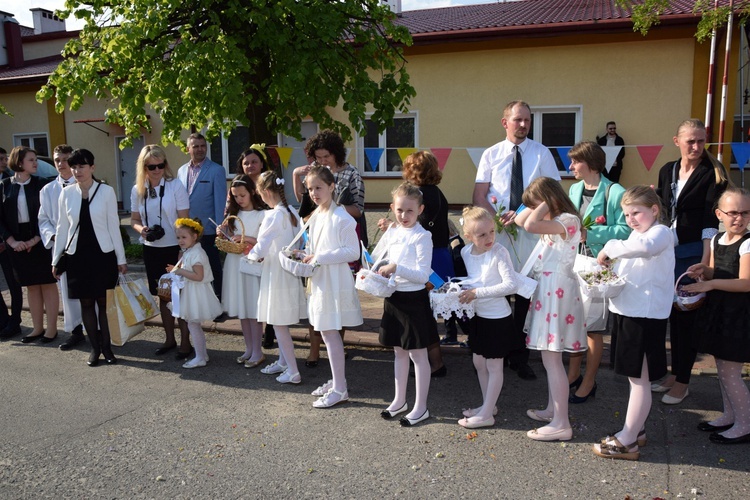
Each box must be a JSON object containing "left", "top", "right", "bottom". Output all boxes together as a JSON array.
[{"left": 145, "top": 225, "right": 165, "bottom": 242}]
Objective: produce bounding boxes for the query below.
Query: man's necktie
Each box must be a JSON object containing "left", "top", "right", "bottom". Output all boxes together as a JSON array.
[{"left": 510, "top": 145, "right": 523, "bottom": 210}]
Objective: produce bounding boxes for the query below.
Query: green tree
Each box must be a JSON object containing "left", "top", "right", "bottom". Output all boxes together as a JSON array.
[
  {"left": 38, "top": 0, "right": 415, "bottom": 146},
  {"left": 617, "top": 0, "right": 750, "bottom": 41}
]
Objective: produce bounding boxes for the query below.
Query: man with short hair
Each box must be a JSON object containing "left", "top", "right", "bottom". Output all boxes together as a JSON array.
[
  {"left": 597, "top": 121, "right": 625, "bottom": 183},
  {"left": 473, "top": 100, "right": 561, "bottom": 380},
  {"left": 0, "top": 146, "right": 24, "bottom": 338},
  {"left": 177, "top": 133, "right": 227, "bottom": 302},
  {"left": 38, "top": 144, "right": 86, "bottom": 349}
]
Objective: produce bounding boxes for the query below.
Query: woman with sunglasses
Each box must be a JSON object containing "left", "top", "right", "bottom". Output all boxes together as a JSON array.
[
  {"left": 652, "top": 119, "right": 729, "bottom": 404},
  {"left": 130, "top": 145, "right": 191, "bottom": 358}
]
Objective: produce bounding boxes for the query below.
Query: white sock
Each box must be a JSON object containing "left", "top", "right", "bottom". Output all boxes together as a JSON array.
[
  {"left": 716, "top": 359, "right": 750, "bottom": 438},
  {"left": 540, "top": 350, "right": 570, "bottom": 431},
  {"left": 617, "top": 357, "right": 651, "bottom": 447},
  {"left": 390, "top": 347, "right": 409, "bottom": 411},
  {"left": 187, "top": 322, "right": 207, "bottom": 362},
  {"left": 274, "top": 325, "right": 297, "bottom": 374},
  {"left": 407, "top": 348, "right": 430, "bottom": 419}
]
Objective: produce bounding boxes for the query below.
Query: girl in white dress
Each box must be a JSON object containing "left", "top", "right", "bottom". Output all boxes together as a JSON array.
[
  {"left": 221, "top": 175, "right": 267, "bottom": 368},
  {"left": 302, "top": 165, "right": 363, "bottom": 408},
  {"left": 248, "top": 171, "right": 307, "bottom": 384},
  {"left": 167, "top": 218, "right": 223, "bottom": 369},
  {"left": 375, "top": 183, "right": 438, "bottom": 426},
  {"left": 514, "top": 177, "right": 586, "bottom": 442}
]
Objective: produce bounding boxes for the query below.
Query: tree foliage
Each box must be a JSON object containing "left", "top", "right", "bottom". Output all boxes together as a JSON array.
[
  {"left": 617, "top": 0, "right": 750, "bottom": 41},
  {"left": 37, "top": 0, "right": 415, "bottom": 146}
]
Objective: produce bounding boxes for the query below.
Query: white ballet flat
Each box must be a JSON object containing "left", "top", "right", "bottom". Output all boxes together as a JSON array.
[
  {"left": 313, "top": 388, "right": 349, "bottom": 408},
  {"left": 260, "top": 361, "right": 287, "bottom": 375}
]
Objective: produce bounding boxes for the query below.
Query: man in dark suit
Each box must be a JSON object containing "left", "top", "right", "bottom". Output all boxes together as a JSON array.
[
  {"left": 0, "top": 147, "right": 23, "bottom": 339},
  {"left": 597, "top": 121, "right": 625, "bottom": 183}
]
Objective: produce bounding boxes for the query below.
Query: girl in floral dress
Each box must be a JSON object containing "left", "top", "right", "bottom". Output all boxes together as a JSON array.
[{"left": 515, "top": 177, "right": 586, "bottom": 442}]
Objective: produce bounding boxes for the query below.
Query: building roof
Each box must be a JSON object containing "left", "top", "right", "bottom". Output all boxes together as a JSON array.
[
  {"left": 395, "top": 0, "right": 723, "bottom": 40},
  {"left": 0, "top": 57, "right": 62, "bottom": 82}
]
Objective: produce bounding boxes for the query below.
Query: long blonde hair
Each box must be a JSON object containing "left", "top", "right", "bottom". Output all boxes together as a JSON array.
[{"left": 135, "top": 145, "right": 175, "bottom": 200}]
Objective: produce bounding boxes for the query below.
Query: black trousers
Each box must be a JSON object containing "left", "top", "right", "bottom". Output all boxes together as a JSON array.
[
  {"left": 0, "top": 246, "right": 22, "bottom": 328},
  {"left": 508, "top": 295, "right": 530, "bottom": 366}
]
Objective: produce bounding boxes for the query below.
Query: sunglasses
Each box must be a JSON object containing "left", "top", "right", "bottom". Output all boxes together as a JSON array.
[{"left": 147, "top": 162, "right": 166, "bottom": 171}]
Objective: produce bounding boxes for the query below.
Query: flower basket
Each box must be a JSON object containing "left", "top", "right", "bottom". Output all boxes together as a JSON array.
[
  {"left": 673, "top": 271, "right": 706, "bottom": 312},
  {"left": 279, "top": 248, "right": 317, "bottom": 277},
  {"left": 215, "top": 215, "right": 248, "bottom": 254},
  {"left": 355, "top": 259, "right": 397, "bottom": 298},
  {"left": 576, "top": 268, "right": 626, "bottom": 299},
  {"left": 429, "top": 281, "right": 475, "bottom": 320},
  {"left": 157, "top": 272, "right": 184, "bottom": 303}
]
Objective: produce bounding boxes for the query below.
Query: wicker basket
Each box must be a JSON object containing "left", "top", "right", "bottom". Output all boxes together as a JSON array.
[
  {"left": 157, "top": 273, "right": 174, "bottom": 302},
  {"left": 673, "top": 271, "right": 706, "bottom": 312},
  {"left": 355, "top": 259, "right": 396, "bottom": 298},
  {"left": 215, "top": 215, "right": 248, "bottom": 254}
]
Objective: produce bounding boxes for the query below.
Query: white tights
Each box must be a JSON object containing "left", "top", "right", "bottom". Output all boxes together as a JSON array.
[
  {"left": 712, "top": 358, "right": 750, "bottom": 438},
  {"left": 389, "top": 347, "right": 430, "bottom": 420},
  {"left": 321, "top": 330, "right": 347, "bottom": 392},
  {"left": 187, "top": 322, "right": 207, "bottom": 362},
  {"left": 537, "top": 351, "right": 571, "bottom": 432},
  {"left": 466, "top": 354, "right": 503, "bottom": 421},
  {"left": 615, "top": 356, "right": 651, "bottom": 447},
  {"left": 274, "top": 325, "right": 299, "bottom": 375},
  {"left": 240, "top": 318, "right": 263, "bottom": 362}
]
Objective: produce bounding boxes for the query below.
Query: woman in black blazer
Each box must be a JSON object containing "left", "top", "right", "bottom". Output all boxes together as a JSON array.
[
  {"left": 0, "top": 147, "right": 59, "bottom": 343},
  {"left": 654, "top": 119, "right": 728, "bottom": 404}
]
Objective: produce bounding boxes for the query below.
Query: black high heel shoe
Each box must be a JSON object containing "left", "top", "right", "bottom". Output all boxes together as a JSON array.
[
  {"left": 569, "top": 375, "right": 583, "bottom": 390},
  {"left": 103, "top": 350, "right": 118, "bottom": 365},
  {"left": 88, "top": 349, "right": 101, "bottom": 367},
  {"left": 569, "top": 383, "right": 597, "bottom": 404}
]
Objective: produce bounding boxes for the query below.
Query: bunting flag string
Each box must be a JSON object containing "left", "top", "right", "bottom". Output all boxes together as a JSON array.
[
  {"left": 556, "top": 147, "right": 572, "bottom": 173},
  {"left": 600, "top": 146, "right": 624, "bottom": 173},
  {"left": 397, "top": 148, "right": 419, "bottom": 163},
  {"left": 364, "top": 148, "right": 385, "bottom": 172},
  {"left": 430, "top": 148, "right": 452, "bottom": 171},
  {"left": 731, "top": 143, "right": 750, "bottom": 172},
  {"left": 636, "top": 145, "right": 663, "bottom": 172},
  {"left": 275, "top": 147, "right": 293, "bottom": 169},
  {"left": 466, "top": 148, "right": 486, "bottom": 169},
  {"left": 258, "top": 143, "right": 750, "bottom": 175}
]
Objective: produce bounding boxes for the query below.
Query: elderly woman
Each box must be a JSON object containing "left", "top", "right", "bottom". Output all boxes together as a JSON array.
[
  {"left": 130, "top": 145, "right": 191, "bottom": 359},
  {"left": 53, "top": 149, "right": 127, "bottom": 366},
  {"left": 566, "top": 141, "right": 630, "bottom": 403},
  {"left": 652, "top": 119, "right": 728, "bottom": 404},
  {"left": 0, "top": 146, "right": 59, "bottom": 343}
]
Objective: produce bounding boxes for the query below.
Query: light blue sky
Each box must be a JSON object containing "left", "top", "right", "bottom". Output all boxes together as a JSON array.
[{"left": 4, "top": 1, "right": 497, "bottom": 31}]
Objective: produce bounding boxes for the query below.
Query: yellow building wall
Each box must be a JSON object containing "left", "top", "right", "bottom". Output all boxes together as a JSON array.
[
  {"left": 0, "top": 87, "right": 50, "bottom": 150},
  {"left": 355, "top": 26, "right": 739, "bottom": 205},
  {"left": 22, "top": 38, "right": 69, "bottom": 62}
]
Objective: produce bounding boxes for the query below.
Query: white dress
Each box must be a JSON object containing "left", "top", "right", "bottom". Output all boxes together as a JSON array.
[
  {"left": 178, "top": 245, "right": 223, "bottom": 323},
  {"left": 249, "top": 205, "right": 307, "bottom": 326},
  {"left": 523, "top": 213, "right": 586, "bottom": 352},
  {"left": 221, "top": 209, "right": 266, "bottom": 319},
  {"left": 306, "top": 204, "right": 363, "bottom": 331}
]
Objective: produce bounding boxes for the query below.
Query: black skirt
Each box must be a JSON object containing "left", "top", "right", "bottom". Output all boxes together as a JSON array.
[
  {"left": 612, "top": 313, "right": 668, "bottom": 380},
  {"left": 8, "top": 223, "right": 56, "bottom": 286},
  {"left": 468, "top": 314, "right": 515, "bottom": 359},
  {"left": 143, "top": 245, "right": 180, "bottom": 296},
  {"left": 66, "top": 199, "right": 118, "bottom": 299},
  {"left": 379, "top": 289, "right": 439, "bottom": 350}
]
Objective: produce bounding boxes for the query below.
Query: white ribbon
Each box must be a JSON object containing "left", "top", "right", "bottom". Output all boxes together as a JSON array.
[{"left": 169, "top": 274, "right": 185, "bottom": 318}]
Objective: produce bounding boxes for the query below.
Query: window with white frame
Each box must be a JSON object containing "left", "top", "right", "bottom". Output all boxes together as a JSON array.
[
  {"left": 13, "top": 133, "right": 50, "bottom": 157},
  {"left": 528, "top": 106, "right": 582, "bottom": 174},
  {"left": 358, "top": 113, "right": 418, "bottom": 176}
]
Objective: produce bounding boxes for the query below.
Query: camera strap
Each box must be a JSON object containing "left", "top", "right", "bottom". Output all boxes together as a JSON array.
[{"left": 144, "top": 183, "right": 165, "bottom": 227}]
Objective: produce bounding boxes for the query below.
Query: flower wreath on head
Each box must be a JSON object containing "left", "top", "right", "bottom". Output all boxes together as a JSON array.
[
  {"left": 249, "top": 143, "right": 267, "bottom": 162},
  {"left": 175, "top": 218, "right": 203, "bottom": 233}
]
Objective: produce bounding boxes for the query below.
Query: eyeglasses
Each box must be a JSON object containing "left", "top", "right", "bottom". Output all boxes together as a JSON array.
[
  {"left": 717, "top": 208, "right": 750, "bottom": 219},
  {"left": 146, "top": 162, "right": 166, "bottom": 171}
]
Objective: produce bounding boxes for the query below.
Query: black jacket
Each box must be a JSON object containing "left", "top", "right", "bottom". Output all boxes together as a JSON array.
[
  {"left": 0, "top": 175, "right": 50, "bottom": 241},
  {"left": 656, "top": 157, "right": 727, "bottom": 245}
]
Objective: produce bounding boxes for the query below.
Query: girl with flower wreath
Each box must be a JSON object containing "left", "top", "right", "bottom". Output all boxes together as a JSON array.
[
  {"left": 167, "top": 217, "right": 223, "bottom": 369},
  {"left": 514, "top": 177, "right": 586, "bottom": 442}
]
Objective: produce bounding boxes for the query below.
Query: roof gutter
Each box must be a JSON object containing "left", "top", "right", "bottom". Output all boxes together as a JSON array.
[{"left": 407, "top": 14, "right": 703, "bottom": 45}]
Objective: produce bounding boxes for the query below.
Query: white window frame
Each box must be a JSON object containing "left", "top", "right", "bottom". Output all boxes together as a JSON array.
[
  {"left": 13, "top": 132, "right": 50, "bottom": 157},
  {"left": 529, "top": 105, "right": 582, "bottom": 177},
  {"left": 357, "top": 112, "right": 419, "bottom": 177}
]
